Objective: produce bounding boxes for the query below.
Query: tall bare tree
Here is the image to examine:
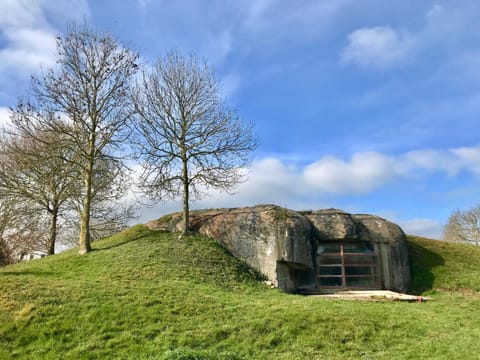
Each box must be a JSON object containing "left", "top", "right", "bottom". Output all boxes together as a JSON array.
[
  {"left": 25, "top": 23, "right": 138, "bottom": 253},
  {"left": 132, "top": 51, "right": 257, "bottom": 236},
  {"left": 444, "top": 206, "right": 480, "bottom": 245}
]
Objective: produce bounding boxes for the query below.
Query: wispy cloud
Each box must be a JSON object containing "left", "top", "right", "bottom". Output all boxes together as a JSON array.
[
  {"left": 451, "top": 147, "right": 480, "bottom": 175},
  {"left": 244, "top": 0, "right": 350, "bottom": 34},
  {"left": 341, "top": 26, "right": 414, "bottom": 70},
  {"left": 0, "top": 27, "right": 57, "bottom": 74},
  {"left": 194, "top": 145, "right": 480, "bottom": 202},
  {"left": 341, "top": 2, "right": 480, "bottom": 74},
  {"left": 302, "top": 147, "right": 480, "bottom": 194}
]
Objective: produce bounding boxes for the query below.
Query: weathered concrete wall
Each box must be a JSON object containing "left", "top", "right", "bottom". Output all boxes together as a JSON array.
[
  {"left": 305, "top": 209, "right": 360, "bottom": 240},
  {"left": 193, "top": 206, "right": 315, "bottom": 293},
  {"left": 147, "top": 205, "right": 410, "bottom": 293}
]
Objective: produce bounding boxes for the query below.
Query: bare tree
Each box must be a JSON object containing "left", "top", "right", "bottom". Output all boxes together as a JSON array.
[
  {"left": 132, "top": 51, "right": 257, "bottom": 236},
  {"left": 25, "top": 23, "right": 138, "bottom": 253},
  {"left": 0, "top": 118, "right": 79, "bottom": 255},
  {"left": 444, "top": 206, "right": 480, "bottom": 245},
  {"left": 0, "top": 195, "right": 48, "bottom": 265},
  {"left": 443, "top": 210, "right": 462, "bottom": 242},
  {"left": 8, "top": 109, "right": 137, "bottom": 253}
]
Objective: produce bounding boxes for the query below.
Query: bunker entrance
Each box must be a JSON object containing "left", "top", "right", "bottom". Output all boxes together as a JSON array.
[{"left": 316, "top": 242, "right": 381, "bottom": 290}]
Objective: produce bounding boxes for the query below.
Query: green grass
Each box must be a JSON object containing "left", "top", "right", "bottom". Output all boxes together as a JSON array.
[
  {"left": 408, "top": 235, "right": 480, "bottom": 294},
  {"left": 1, "top": 228, "right": 480, "bottom": 359}
]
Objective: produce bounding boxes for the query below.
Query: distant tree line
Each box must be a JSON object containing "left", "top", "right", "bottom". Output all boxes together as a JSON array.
[{"left": 0, "top": 23, "right": 256, "bottom": 264}]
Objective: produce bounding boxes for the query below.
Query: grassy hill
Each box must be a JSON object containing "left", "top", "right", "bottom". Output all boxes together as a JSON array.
[{"left": 1, "top": 226, "right": 480, "bottom": 359}]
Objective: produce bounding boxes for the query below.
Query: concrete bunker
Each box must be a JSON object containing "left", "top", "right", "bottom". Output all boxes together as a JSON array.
[{"left": 147, "top": 205, "right": 410, "bottom": 294}]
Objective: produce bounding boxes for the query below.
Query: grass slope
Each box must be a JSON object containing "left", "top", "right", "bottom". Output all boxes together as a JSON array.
[{"left": 1, "top": 227, "right": 480, "bottom": 359}]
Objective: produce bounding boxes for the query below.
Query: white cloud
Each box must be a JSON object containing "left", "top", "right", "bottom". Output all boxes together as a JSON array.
[
  {"left": 132, "top": 144, "right": 480, "bottom": 237},
  {"left": 341, "top": 26, "right": 413, "bottom": 70},
  {"left": 0, "top": 0, "right": 44, "bottom": 28},
  {"left": 451, "top": 146, "right": 480, "bottom": 175},
  {"left": 304, "top": 151, "right": 396, "bottom": 194},
  {"left": 235, "top": 158, "right": 303, "bottom": 199},
  {"left": 135, "top": 157, "right": 305, "bottom": 223},
  {"left": 399, "top": 149, "right": 460, "bottom": 177},
  {"left": 192, "top": 158, "right": 304, "bottom": 209},
  {"left": 135, "top": 144, "right": 480, "bottom": 225},
  {"left": 399, "top": 145, "right": 480, "bottom": 178},
  {"left": 137, "top": 145, "right": 480, "bottom": 221},
  {"left": 0, "top": 0, "right": 90, "bottom": 79},
  {"left": 0, "top": 28, "right": 57, "bottom": 74}
]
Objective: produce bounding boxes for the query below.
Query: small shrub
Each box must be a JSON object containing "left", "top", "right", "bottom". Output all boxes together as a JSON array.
[
  {"left": 273, "top": 208, "right": 290, "bottom": 222},
  {"left": 157, "top": 215, "right": 173, "bottom": 224}
]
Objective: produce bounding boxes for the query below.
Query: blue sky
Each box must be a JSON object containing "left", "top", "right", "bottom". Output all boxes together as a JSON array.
[{"left": 1, "top": 0, "right": 480, "bottom": 238}]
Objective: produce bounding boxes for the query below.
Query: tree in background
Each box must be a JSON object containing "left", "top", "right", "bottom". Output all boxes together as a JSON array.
[
  {"left": 0, "top": 116, "right": 79, "bottom": 255},
  {"left": 24, "top": 23, "right": 139, "bottom": 254},
  {"left": 6, "top": 107, "right": 137, "bottom": 254},
  {"left": 0, "top": 195, "right": 49, "bottom": 265},
  {"left": 0, "top": 197, "right": 23, "bottom": 265},
  {"left": 132, "top": 51, "right": 257, "bottom": 237},
  {"left": 444, "top": 206, "right": 480, "bottom": 246}
]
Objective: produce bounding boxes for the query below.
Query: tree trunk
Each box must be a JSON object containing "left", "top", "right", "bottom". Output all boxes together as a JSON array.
[
  {"left": 79, "top": 152, "right": 94, "bottom": 254},
  {"left": 0, "top": 240, "right": 7, "bottom": 266},
  {"left": 48, "top": 206, "right": 58, "bottom": 255},
  {"left": 180, "top": 156, "right": 190, "bottom": 238}
]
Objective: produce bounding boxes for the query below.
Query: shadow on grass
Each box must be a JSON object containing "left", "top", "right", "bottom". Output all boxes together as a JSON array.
[
  {"left": 407, "top": 240, "right": 445, "bottom": 295},
  {"left": 209, "top": 238, "right": 268, "bottom": 283},
  {"left": 0, "top": 270, "right": 54, "bottom": 277}
]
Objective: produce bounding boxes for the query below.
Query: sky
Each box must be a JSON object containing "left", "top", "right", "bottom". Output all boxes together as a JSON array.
[{"left": 1, "top": 0, "right": 480, "bottom": 239}]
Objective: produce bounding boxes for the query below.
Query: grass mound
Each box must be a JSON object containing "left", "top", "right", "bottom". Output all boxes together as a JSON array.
[
  {"left": 408, "top": 235, "right": 480, "bottom": 294},
  {"left": 0, "top": 227, "right": 479, "bottom": 359}
]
